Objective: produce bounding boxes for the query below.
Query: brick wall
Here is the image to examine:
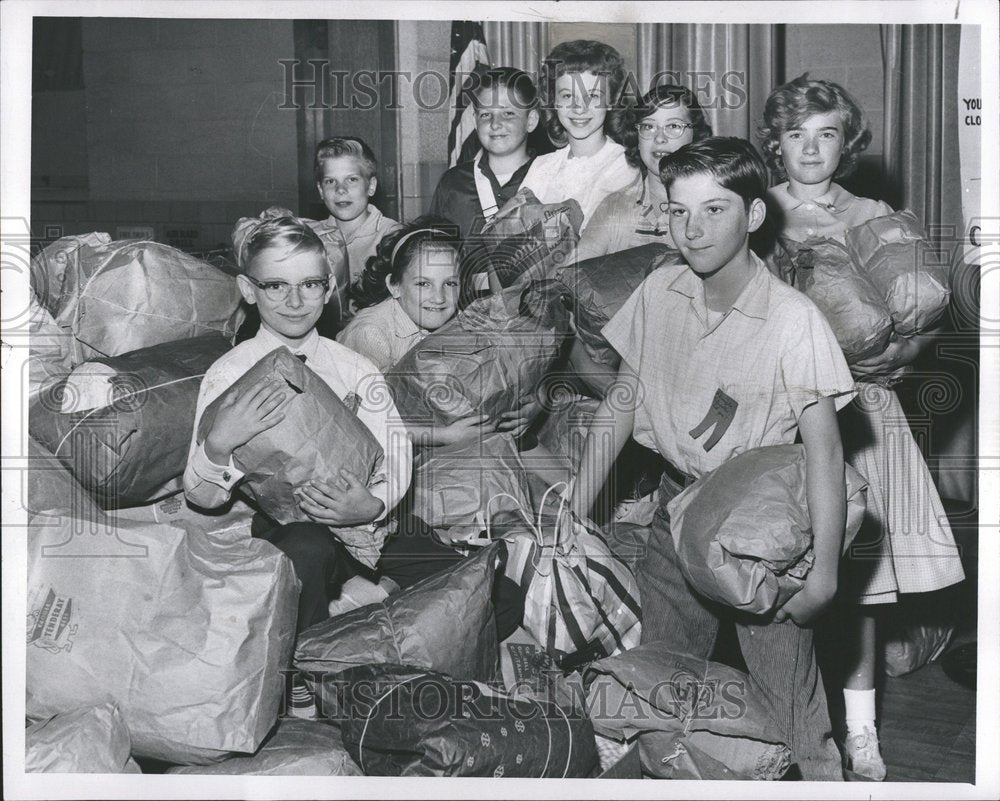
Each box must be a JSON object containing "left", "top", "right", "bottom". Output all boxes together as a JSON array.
[{"left": 31, "top": 17, "right": 299, "bottom": 251}]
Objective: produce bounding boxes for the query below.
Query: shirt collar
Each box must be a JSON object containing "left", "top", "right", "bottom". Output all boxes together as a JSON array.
[
  {"left": 665, "top": 251, "right": 770, "bottom": 322},
  {"left": 255, "top": 324, "right": 322, "bottom": 359},
  {"left": 476, "top": 150, "right": 535, "bottom": 184},
  {"left": 389, "top": 298, "right": 424, "bottom": 339},
  {"left": 770, "top": 181, "right": 853, "bottom": 214},
  {"left": 319, "top": 206, "right": 383, "bottom": 239}
]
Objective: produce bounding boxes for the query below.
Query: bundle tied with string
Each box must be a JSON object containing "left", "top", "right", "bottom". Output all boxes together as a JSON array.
[
  {"left": 585, "top": 641, "right": 792, "bottom": 780},
  {"left": 488, "top": 482, "right": 642, "bottom": 671},
  {"left": 29, "top": 334, "right": 233, "bottom": 507},
  {"left": 32, "top": 233, "right": 244, "bottom": 366},
  {"left": 386, "top": 279, "right": 572, "bottom": 426},
  {"left": 337, "top": 663, "right": 598, "bottom": 777}
]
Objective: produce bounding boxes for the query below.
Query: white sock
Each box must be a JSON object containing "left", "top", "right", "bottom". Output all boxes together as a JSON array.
[{"left": 844, "top": 688, "right": 877, "bottom": 737}]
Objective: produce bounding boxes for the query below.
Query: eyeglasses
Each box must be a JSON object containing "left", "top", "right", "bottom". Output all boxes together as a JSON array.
[
  {"left": 245, "top": 275, "right": 330, "bottom": 302},
  {"left": 636, "top": 121, "right": 695, "bottom": 140}
]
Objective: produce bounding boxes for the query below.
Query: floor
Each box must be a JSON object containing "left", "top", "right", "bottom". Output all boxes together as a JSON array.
[{"left": 877, "top": 646, "right": 976, "bottom": 783}]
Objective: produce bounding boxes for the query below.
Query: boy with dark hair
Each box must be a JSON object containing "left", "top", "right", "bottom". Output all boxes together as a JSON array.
[
  {"left": 570, "top": 137, "right": 855, "bottom": 780},
  {"left": 429, "top": 67, "right": 541, "bottom": 241}
]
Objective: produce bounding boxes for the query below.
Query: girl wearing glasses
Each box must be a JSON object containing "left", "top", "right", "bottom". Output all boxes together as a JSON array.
[{"left": 577, "top": 84, "right": 712, "bottom": 262}]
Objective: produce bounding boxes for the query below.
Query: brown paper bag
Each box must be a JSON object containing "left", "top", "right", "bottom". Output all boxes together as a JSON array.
[
  {"left": 166, "top": 718, "right": 362, "bottom": 775},
  {"left": 387, "top": 280, "right": 571, "bottom": 426},
  {"left": 775, "top": 236, "right": 894, "bottom": 362},
  {"left": 295, "top": 544, "right": 500, "bottom": 714},
  {"left": 667, "top": 444, "right": 868, "bottom": 614},
  {"left": 408, "top": 432, "right": 535, "bottom": 545},
  {"left": 25, "top": 702, "right": 142, "bottom": 774},
  {"left": 555, "top": 243, "right": 682, "bottom": 364},
  {"left": 845, "top": 210, "right": 951, "bottom": 335},
  {"left": 26, "top": 482, "right": 299, "bottom": 764},
  {"left": 197, "top": 347, "right": 387, "bottom": 566},
  {"left": 474, "top": 188, "right": 584, "bottom": 287},
  {"left": 585, "top": 642, "right": 792, "bottom": 780},
  {"left": 29, "top": 232, "right": 112, "bottom": 317}
]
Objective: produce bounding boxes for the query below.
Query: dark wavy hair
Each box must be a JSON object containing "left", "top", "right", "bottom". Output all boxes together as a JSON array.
[
  {"left": 660, "top": 137, "right": 769, "bottom": 210},
  {"left": 350, "top": 216, "right": 462, "bottom": 309},
  {"left": 757, "top": 73, "right": 872, "bottom": 180},
  {"left": 623, "top": 84, "right": 713, "bottom": 172},
  {"left": 538, "top": 40, "right": 630, "bottom": 148},
  {"left": 469, "top": 66, "right": 539, "bottom": 110}
]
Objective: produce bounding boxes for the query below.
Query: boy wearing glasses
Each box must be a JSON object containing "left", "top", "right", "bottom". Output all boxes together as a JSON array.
[{"left": 184, "top": 216, "right": 412, "bottom": 642}]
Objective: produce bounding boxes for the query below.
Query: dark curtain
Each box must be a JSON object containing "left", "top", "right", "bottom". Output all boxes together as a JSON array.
[{"left": 882, "top": 24, "right": 976, "bottom": 506}]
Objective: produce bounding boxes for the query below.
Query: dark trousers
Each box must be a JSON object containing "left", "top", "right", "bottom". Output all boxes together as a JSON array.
[
  {"left": 253, "top": 513, "right": 524, "bottom": 641},
  {"left": 638, "top": 474, "right": 844, "bottom": 781}
]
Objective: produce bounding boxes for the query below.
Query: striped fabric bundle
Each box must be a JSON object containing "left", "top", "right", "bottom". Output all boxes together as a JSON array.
[{"left": 489, "top": 485, "right": 642, "bottom": 671}]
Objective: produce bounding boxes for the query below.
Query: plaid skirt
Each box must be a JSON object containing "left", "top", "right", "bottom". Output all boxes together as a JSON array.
[{"left": 840, "top": 383, "right": 965, "bottom": 604}]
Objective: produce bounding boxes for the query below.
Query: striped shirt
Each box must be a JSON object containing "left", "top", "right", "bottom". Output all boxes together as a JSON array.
[{"left": 336, "top": 297, "right": 427, "bottom": 372}]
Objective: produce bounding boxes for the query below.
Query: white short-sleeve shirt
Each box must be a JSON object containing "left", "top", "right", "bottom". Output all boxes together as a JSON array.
[
  {"left": 519, "top": 138, "right": 640, "bottom": 226},
  {"left": 602, "top": 253, "right": 856, "bottom": 478}
]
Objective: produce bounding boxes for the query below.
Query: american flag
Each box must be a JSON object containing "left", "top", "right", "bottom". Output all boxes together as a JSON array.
[{"left": 447, "top": 21, "right": 491, "bottom": 167}]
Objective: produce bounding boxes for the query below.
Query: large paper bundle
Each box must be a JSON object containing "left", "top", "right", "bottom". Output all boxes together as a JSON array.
[
  {"left": 845, "top": 210, "right": 951, "bottom": 335},
  {"left": 29, "top": 232, "right": 112, "bottom": 317},
  {"left": 554, "top": 243, "right": 682, "bottom": 364},
  {"left": 197, "top": 347, "right": 386, "bottom": 567},
  {"left": 409, "top": 432, "right": 535, "bottom": 545},
  {"left": 667, "top": 444, "right": 868, "bottom": 615},
  {"left": 337, "top": 663, "right": 598, "bottom": 777},
  {"left": 27, "top": 293, "right": 75, "bottom": 401},
  {"left": 296, "top": 545, "right": 500, "bottom": 711},
  {"left": 166, "top": 718, "right": 362, "bottom": 776},
  {"left": 40, "top": 234, "right": 242, "bottom": 363},
  {"left": 387, "top": 280, "right": 571, "bottom": 426},
  {"left": 25, "top": 702, "right": 141, "bottom": 774},
  {"left": 29, "top": 334, "right": 232, "bottom": 507},
  {"left": 585, "top": 642, "right": 792, "bottom": 780},
  {"left": 774, "top": 236, "right": 894, "bottom": 362},
  {"left": 26, "top": 472, "right": 299, "bottom": 764},
  {"left": 474, "top": 188, "right": 584, "bottom": 287}
]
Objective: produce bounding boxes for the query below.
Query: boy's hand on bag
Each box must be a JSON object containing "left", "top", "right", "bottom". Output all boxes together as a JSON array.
[
  {"left": 774, "top": 573, "right": 837, "bottom": 627},
  {"left": 439, "top": 414, "right": 495, "bottom": 445},
  {"left": 204, "top": 378, "right": 289, "bottom": 464},
  {"left": 497, "top": 396, "right": 541, "bottom": 438},
  {"left": 295, "top": 469, "right": 385, "bottom": 527}
]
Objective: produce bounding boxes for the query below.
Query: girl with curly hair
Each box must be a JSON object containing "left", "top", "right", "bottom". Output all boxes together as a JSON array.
[
  {"left": 577, "top": 83, "right": 713, "bottom": 260},
  {"left": 760, "top": 74, "right": 964, "bottom": 782},
  {"left": 518, "top": 39, "right": 640, "bottom": 225}
]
